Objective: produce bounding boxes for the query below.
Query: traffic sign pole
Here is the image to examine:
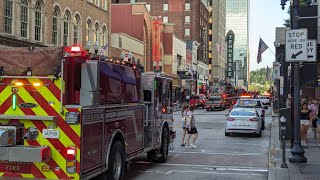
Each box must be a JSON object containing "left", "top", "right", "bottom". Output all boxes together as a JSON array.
[{"left": 288, "top": 0, "right": 307, "bottom": 164}]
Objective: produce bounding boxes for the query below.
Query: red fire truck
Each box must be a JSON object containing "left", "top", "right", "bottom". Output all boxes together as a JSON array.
[{"left": 0, "top": 46, "right": 175, "bottom": 180}]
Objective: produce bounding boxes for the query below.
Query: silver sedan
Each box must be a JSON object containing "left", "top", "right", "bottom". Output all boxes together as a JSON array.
[{"left": 225, "top": 108, "right": 262, "bottom": 137}]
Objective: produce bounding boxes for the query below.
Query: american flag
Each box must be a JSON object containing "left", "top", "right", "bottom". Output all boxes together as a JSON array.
[
  {"left": 257, "top": 38, "right": 269, "bottom": 64},
  {"left": 99, "top": 44, "right": 108, "bottom": 55}
]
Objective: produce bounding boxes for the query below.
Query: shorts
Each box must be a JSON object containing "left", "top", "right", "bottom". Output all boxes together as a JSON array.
[
  {"left": 300, "top": 120, "right": 310, "bottom": 125},
  {"left": 182, "top": 122, "right": 189, "bottom": 129},
  {"left": 187, "top": 127, "right": 198, "bottom": 134}
]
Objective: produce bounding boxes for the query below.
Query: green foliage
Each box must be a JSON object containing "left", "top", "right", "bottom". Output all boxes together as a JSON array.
[
  {"left": 283, "top": 1, "right": 310, "bottom": 27},
  {"left": 249, "top": 68, "right": 273, "bottom": 94}
]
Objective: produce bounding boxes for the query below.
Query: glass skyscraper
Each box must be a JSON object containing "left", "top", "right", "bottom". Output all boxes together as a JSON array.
[{"left": 226, "top": 0, "right": 249, "bottom": 83}]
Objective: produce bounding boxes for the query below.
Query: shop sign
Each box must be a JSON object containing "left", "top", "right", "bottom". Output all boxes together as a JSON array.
[{"left": 226, "top": 30, "right": 235, "bottom": 78}]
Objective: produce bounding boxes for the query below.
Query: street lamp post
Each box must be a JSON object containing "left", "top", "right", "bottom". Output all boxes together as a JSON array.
[
  {"left": 274, "top": 39, "right": 281, "bottom": 113},
  {"left": 85, "top": 41, "right": 91, "bottom": 52},
  {"left": 93, "top": 41, "right": 100, "bottom": 55},
  {"left": 280, "top": 0, "right": 308, "bottom": 164}
]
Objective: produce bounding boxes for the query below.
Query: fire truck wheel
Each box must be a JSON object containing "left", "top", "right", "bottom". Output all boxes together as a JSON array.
[
  {"left": 155, "top": 128, "right": 169, "bottom": 163},
  {"left": 106, "top": 141, "right": 125, "bottom": 180}
]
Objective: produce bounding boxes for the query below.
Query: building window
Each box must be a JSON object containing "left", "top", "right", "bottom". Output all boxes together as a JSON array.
[
  {"left": 94, "top": 23, "right": 100, "bottom": 42},
  {"left": 35, "top": 0, "right": 42, "bottom": 41},
  {"left": 185, "top": 3, "right": 190, "bottom": 10},
  {"left": 185, "top": 29, "right": 190, "bottom": 36},
  {"left": 163, "top": 16, "right": 168, "bottom": 23},
  {"left": 52, "top": 6, "right": 60, "bottom": 45},
  {"left": 146, "top": 4, "right": 151, "bottom": 12},
  {"left": 74, "top": 14, "right": 81, "bottom": 44},
  {"left": 102, "top": 0, "right": 108, "bottom": 10},
  {"left": 101, "top": 26, "right": 107, "bottom": 47},
  {"left": 20, "top": 0, "right": 28, "bottom": 38},
  {"left": 185, "top": 16, "right": 190, "bottom": 24},
  {"left": 5, "top": 0, "right": 13, "bottom": 34},
  {"left": 86, "top": 19, "right": 92, "bottom": 42},
  {"left": 95, "top": 0, "right": 100, "bottom": 6},
  {"left": 163, "top": 4, "right": 168, "bottom": 11},
  {"left": 63, "top": 11, "right": 71, "bottom": 46}
]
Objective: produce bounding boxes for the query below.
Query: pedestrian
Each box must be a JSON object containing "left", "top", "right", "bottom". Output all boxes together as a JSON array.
[
  {"left": 186, "top": 105, "right": 198, "bottom": 148},
  {"left": 300, "top": 102, "right": 311, "bottom": 146},
  {"left": 310, "top": 99, "right": 320, "bottom": 138},
  {"left": 180, "top": 105, "right": 189, "bottom": 146},
  {"left": 186, "top": 95, "right": 190, "bottom": 104}
]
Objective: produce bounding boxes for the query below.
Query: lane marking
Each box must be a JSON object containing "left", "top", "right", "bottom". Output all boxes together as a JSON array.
[
  {"left": 169, "top": 151, "right": 265, "bottom": 156},
  {"left": 144, "top": 162, "right": 268, "bottom": 172},
  {"left": 141, "top": 170, "right": 266, "bottom": 176}
]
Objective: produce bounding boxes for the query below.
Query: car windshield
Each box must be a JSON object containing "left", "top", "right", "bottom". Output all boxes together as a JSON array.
[
  {"left": 231, "top": 109, "right": 256, "bottom": 116},
  {"left": 192, "top": 96, "right": 199, "bottom": 99},
  {"left": 236, "top": 100, "right": 262, "bottom": 107},
  {"left": 209, "top": 97, "right": 220, "bottom": 102}
]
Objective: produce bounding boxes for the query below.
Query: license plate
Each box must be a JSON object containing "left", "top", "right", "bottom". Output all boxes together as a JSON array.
[
  {"left": 0, "top": 161, "right": 31, "bottom": 174},
  {"left": 42, "top": 129, "right": 60, "bottom": 139}
]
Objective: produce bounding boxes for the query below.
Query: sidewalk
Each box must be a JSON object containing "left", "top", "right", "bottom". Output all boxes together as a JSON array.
[{"left": 269, "top": 113, "right": 320, "bottom": 180}]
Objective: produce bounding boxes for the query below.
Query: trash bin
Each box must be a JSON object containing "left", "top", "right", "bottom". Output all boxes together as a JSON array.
[{"left": 279, "top": 107, "right": 292, "bottom": 140}]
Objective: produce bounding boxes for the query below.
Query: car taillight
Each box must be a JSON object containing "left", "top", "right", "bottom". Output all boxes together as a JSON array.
[
  {"left": 66, "top": 146, "right": 76, "bottom": 174},
  {"left": 41, "top": 146, "right": 51, "bottom": 162},
  {"left": 226, "top": 117, "right": 235, "bottom": 121},
  {"left": 250, "top": 118, "right": 258, "bottom": 121}
]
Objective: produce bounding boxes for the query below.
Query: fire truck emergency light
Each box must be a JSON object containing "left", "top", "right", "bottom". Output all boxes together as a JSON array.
[
  {"left": 70, "top": 46, "right": 81, "bottom": 53},
  {"left": 12, "top": 94, "right": 17, "bottom": 110},
  {"left": 33, "top": 82, "right": 41, "bottom": 87},
  {"left": 15, "top": 82, "right": 23, "bottom": 86}
]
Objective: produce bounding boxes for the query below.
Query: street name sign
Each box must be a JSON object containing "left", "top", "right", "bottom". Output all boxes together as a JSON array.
[
  {"left": 307, "top": 39, "right": 317, "bottom": 62},
  {"left": 285, "top": 29, "right": 308, "bottom": 62}
]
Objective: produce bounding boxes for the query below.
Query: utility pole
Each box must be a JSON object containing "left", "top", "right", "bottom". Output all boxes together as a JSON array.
[{"left": 281, "top": 0, "right": 309, "bottom": 163}]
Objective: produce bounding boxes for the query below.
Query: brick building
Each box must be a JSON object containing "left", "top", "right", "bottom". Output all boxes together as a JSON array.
[{"left": 0, "top": 0, "right": 111, "bottom": 54}]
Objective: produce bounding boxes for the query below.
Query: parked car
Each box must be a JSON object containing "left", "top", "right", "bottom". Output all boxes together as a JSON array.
[
  {"left": 189, "top": 94, "right": 207, "bottom": 108},
  {"left": 233, "top": 99, "right": 268, "bottom": 130},
  {"left": 258, "top": 96, "right": 271, "bottom": 106},
  {"left": 225, "top": 108, "right": 263, "bottom": 137},
  {"left": 206, "top": 96, "right": 226, "bottom": 111}
]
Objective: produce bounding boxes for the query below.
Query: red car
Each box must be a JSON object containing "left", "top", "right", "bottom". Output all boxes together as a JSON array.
[{"left": 190, "top": 94, "right": 207, "bottom": 108}]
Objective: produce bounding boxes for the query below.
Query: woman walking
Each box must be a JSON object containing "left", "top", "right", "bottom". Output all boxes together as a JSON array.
[
  {"left": 300, "top": 102, "right": 311, "bottom": 146},
  {"left": 186, "top": 105, "right": 198, "bottom": 149},
  {"left": 181, "top": 105, "right": 189, "bottom": 146}
]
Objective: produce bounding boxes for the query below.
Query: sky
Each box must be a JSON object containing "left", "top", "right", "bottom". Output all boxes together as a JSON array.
[{"left": 249, "top": 0, "right": 289, "bottom": 71}]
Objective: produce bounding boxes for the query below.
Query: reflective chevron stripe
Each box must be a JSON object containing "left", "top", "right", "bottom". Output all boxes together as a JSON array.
[{"left": 0, "top": 77, "right": 82, "bottom": 180}]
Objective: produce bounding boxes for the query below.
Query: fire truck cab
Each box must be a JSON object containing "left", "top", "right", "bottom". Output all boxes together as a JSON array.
[{"left": 0, "top": 46, "right": 175, "bottom": 180}]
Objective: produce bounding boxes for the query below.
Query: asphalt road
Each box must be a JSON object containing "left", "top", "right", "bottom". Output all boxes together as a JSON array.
[{"left": 124, "top": 107, "right": 272, "bottom": 180}]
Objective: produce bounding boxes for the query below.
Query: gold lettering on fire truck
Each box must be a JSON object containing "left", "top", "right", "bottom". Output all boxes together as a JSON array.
[{"left": 6, "top": 165, "right": 20, "bottom": 171}]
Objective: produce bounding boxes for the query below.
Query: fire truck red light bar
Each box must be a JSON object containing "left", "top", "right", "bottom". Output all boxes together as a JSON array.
[{"left": 70, "top": 46, "right": 81, "bottom": 52}]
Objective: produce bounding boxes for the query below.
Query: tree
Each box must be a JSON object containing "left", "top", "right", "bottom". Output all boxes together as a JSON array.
[
  {"left": 283, "top": 0, "right": 307, "bottom": 27},
  {"left": 249, "top": 68, "right": 273, "bottom": 94}
]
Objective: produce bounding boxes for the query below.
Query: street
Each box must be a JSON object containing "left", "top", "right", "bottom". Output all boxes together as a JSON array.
[{"left": 125, "top": 107, "right": 272, "bottom": 180}]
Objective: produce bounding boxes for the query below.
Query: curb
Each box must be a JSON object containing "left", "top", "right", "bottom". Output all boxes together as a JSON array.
[{"left": 268, "top": 116, "right": 277, "bottom": 180}]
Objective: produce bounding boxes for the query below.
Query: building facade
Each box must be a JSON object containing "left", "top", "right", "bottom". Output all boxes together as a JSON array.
[
  {"left": 0, "top": 0, "right": 111, "bottom": 54},
  {"left": 226, "top": 0, "right": 249, "bottom": 86},
  {"left": 209, "top": 0, "right": 226, "bottom": 91},
  {"left": 113, "top": 0, "right": 210, "bottom": 94}
]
